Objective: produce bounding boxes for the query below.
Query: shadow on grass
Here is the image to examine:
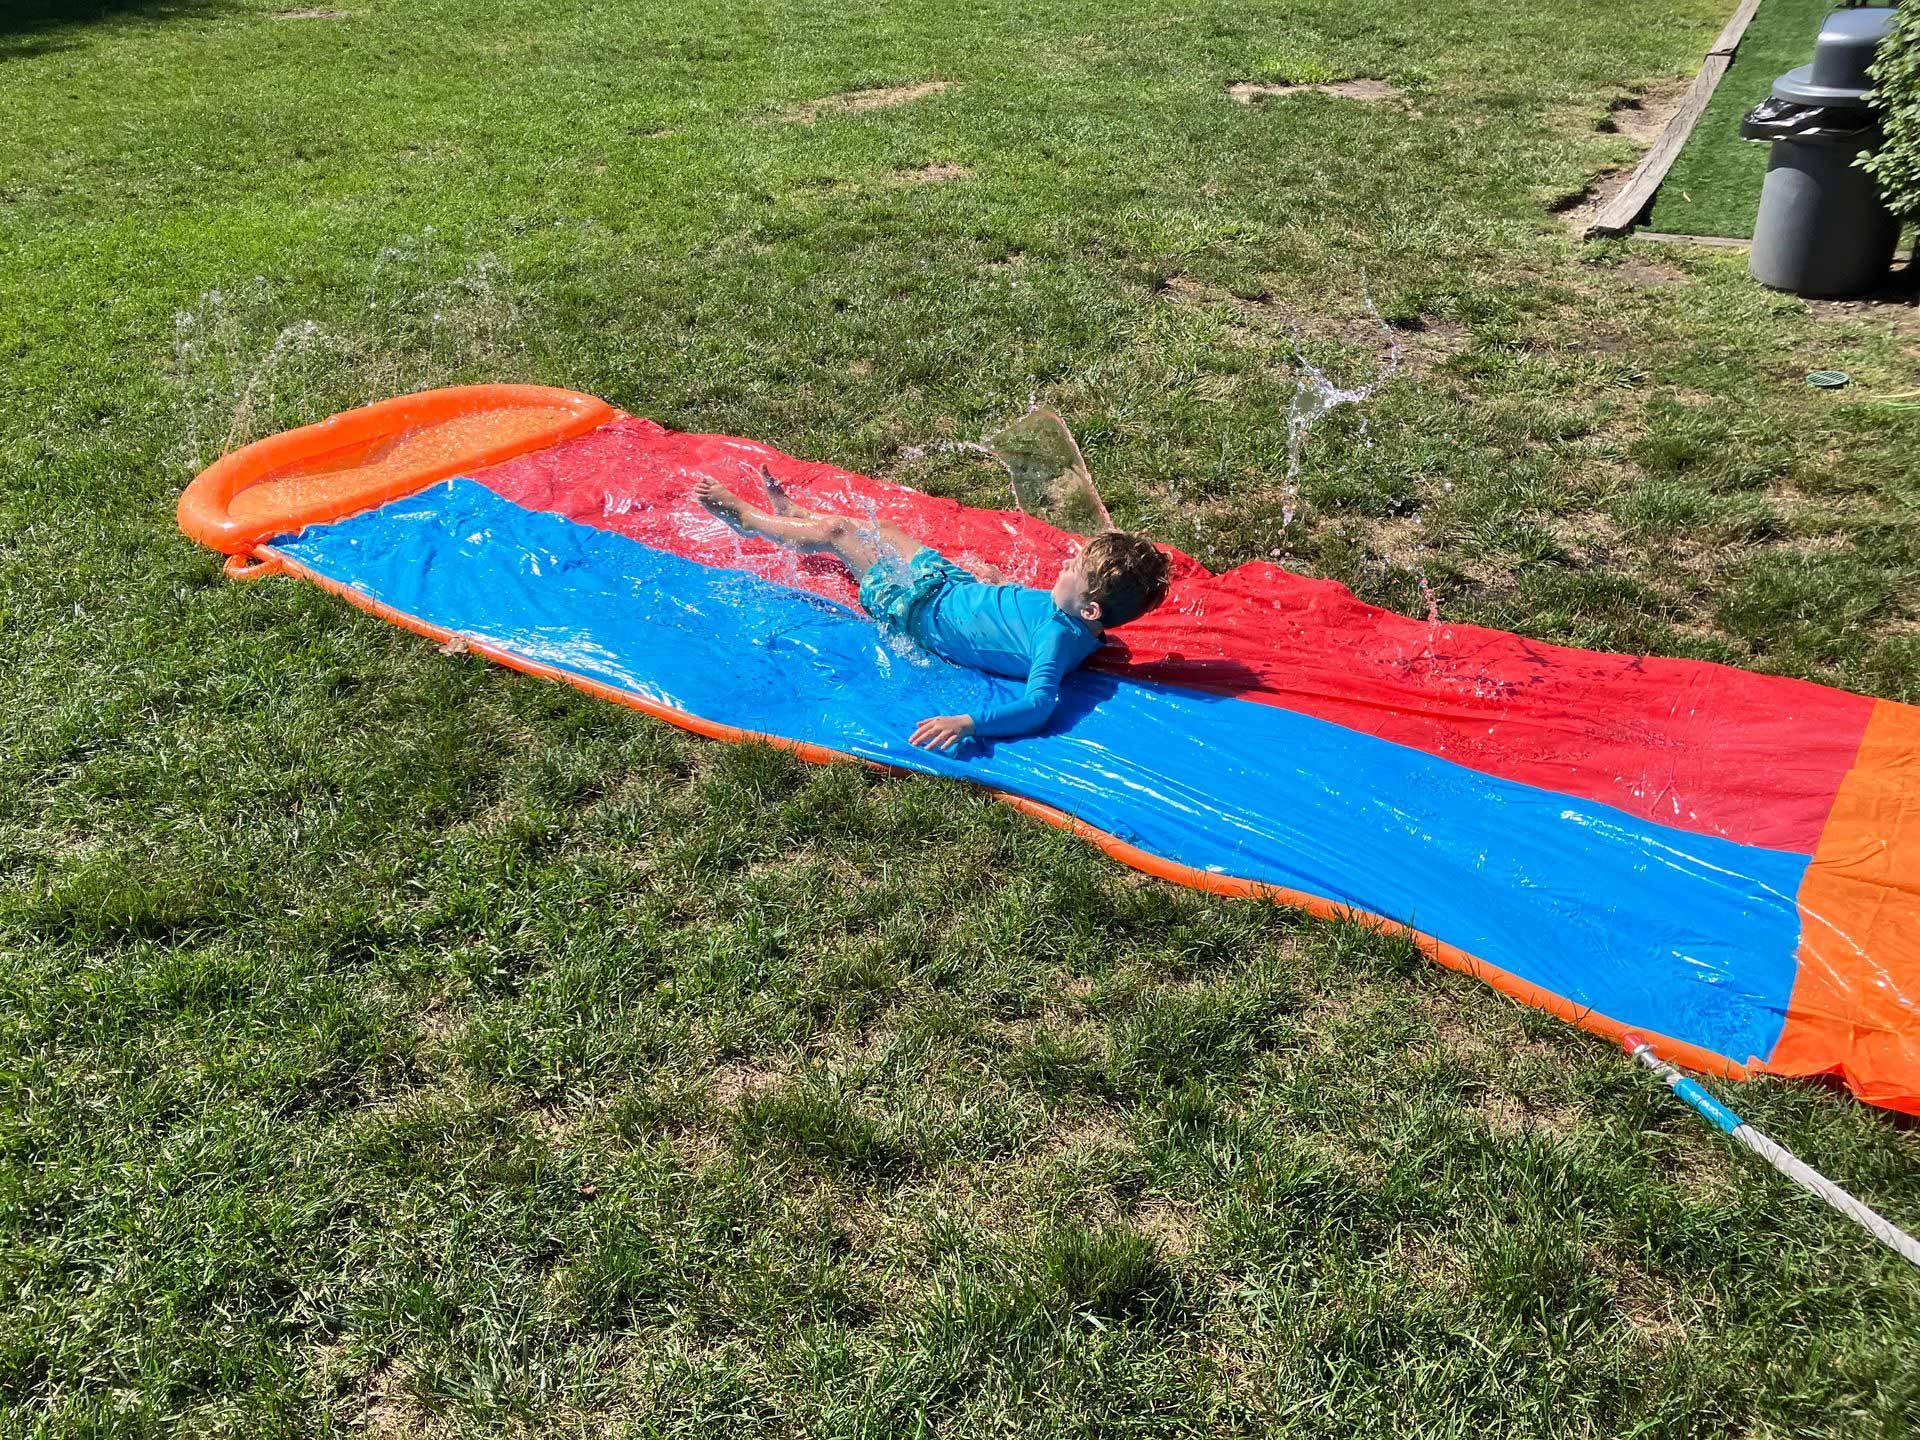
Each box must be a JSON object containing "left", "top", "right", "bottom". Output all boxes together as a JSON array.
[{"left": 3, "top": 0, "right": 234, "bottom": 58}]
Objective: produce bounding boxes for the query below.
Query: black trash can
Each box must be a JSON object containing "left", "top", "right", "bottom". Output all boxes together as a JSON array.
[{"left": 1744, "top": 7, "right": 1902, "bottom": 298}]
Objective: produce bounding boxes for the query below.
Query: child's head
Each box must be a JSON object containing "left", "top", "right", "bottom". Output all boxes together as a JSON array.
[{"left": 1053, "top": 531, "right": 1171, "bottom": 629}]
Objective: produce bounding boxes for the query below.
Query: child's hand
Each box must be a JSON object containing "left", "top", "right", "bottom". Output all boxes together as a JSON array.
[{"left": 910, "top": 714, "right": 975, "bottom": 752}]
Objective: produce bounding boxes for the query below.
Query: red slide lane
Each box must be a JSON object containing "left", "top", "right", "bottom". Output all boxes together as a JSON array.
[{"left": 473, "top": 417, "right": 1872, "bottom": 854}]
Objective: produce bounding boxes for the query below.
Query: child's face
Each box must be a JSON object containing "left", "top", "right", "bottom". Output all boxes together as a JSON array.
[{"left": 1051, "top": 555, "right": 1102, "bottom": 626}]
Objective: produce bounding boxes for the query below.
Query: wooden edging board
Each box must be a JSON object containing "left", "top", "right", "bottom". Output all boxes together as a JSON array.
[{"left": 1583, "top": 0, "right": 1768, "bottom": 239}]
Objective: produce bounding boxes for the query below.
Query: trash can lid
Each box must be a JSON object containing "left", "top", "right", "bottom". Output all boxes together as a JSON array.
[{"left": 1771, "top": 7, "right": 1898, "bottom": 108}]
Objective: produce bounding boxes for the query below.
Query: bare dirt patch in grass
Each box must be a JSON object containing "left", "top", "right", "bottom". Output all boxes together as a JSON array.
[
  {"left": 360, "top": 1357, "right": 445, "bottom": 1440},
  {"left": 779, "top": 82, "right": 951, "bottom": 125},
  {"left": 412, "top": 999, "right": 463, "bottom": 1051},
  {"left": 1597, "top": 77, "right": 1692, "bottom": 146},
  {"left": 668, "top": 1124, "right": 730, "bottom": 1171},
  {"left": 1133, "top": 1199, "right": 1203, "bottom": 1258},
  {"left": 1763, "top": 480, "right": 1833, "bottom": 524},
  {"left": 1611, "top": 1259, "right": 1700, "bottom": 1344},
  {"left": 1555, "top": 74, "right": 1694, "bottom": 234},
  {"left": 1036, "top": 1108, "right": 1133, "bottom": 1160},
  {"left": 1613, "top": 254, "right": 1692, "bottom": 288},
  {"left": 1802, "top": 289, "right": 1920, "bottom": 338},
  {"left": 1385, "top": 316, "right": 1472, "bottom": 374},
  {"left": 1228, "top": 79, "right": 1402, "bottom": 105},
  {"left": 1547, "top": 507, "right": 1623, "bottom": 565},
  {"left": 1411, "top": 1005, "right": 1501, "bottom": 1065},
  {"left": 1341, "top": 513, "right": 1525, "bottom": 596},
  {"left": 710, "top": 1059, "right": 783, "bottom": 1106},
  {"left": 1478, "top": 1087, "right": 1582, "bottom": 1139},
  {"left": 898, "top": 162, "right": 972, "bottom": 184},
  {"left": 833, "top": 1194, "right": 941, "bottom": 1304},
  {"left": 521, "top": 1101, "right": 581, "bottom": 1142},
  {"left": 1340, "top": 515, "right": 1429, "bottom": 572},
  {"left": 1159, "top": 274, "right": 1467, "bottom": 376},
  {"left": 1508, "top": 317, "right": 1643, "bottom": 362},
  {"left": 1388, "top": 1230, "right": 1471, "bottom": 1296}
]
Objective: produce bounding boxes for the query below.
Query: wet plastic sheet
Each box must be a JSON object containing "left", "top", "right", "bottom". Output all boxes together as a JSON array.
[
  {"left": 478, "top": 418, "right": 1876, "bottom": 853},
  {"left": 274, "top": 479, "right": 1810, "bottom": 1070},
  {"left": 186, "top": 394, "right": 1920, "bottom": 1113}
]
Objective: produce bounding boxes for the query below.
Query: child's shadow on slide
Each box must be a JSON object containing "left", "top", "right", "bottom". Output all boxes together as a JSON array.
[
  {"left": 1045, "top": 657, "right": 1266, "bottom": 735},
  {"left": 1130, "top": 656, "right": 1268, "bottom": 698}
]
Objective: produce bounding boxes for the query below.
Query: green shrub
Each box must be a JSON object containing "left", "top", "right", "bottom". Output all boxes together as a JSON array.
[{"left": 1865, "top": 3, "right": 1920, "bottom": 217}]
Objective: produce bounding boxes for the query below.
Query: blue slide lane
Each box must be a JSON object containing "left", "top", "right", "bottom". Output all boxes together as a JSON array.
[{"left": 275, "top": 480, "right": 1808, "bottom": 1063}]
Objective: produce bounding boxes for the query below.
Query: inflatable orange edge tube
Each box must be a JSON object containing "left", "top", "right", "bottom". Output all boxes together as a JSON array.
[
  {"left": 250, "top": 542, "right": 1756, "bottom": 1085},
  {"left": 176, "top": 383, "right": 619, "bottom": 554}
]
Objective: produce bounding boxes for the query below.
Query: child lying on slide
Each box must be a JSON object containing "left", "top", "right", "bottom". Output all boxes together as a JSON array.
[{"left": 696, "top": 469, "right": 1171, "bottom": 750}]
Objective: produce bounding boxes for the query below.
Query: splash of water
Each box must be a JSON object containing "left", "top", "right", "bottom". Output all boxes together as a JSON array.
[
  {"left": 900, "top": 408, "right": 1114, "bottom": 541},
  {"left": 221, "top": 319, "right": 325, "bottom": 454},
  {"left": 167, "top": 234, "right": 539, "bottom": 475},
  {"left": 1279, "top": 290, "right": 1401, "bottom": 528},
  {"left": 983, "top": 406, "right": 1112, "bottom": 535},
  {"left": 898, "top": 439, "right": 994, "bottom": 463},
  {"left": 1415, "top": 567, "right": 1443, "bottom": 663}
]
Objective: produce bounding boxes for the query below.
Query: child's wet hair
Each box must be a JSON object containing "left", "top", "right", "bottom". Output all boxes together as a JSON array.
[{"left": 1079, "top": 530, "right": 1171, "bottom": 627}]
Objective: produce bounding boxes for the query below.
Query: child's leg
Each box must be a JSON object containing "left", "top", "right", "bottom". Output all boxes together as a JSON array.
[{"left": 696, "top": 469, "right": 926, "bottom": 578}]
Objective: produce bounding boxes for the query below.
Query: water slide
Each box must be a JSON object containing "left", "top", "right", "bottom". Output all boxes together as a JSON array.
[{"left": 178, "top": 385, "right": 1920, "bottom": 1114}]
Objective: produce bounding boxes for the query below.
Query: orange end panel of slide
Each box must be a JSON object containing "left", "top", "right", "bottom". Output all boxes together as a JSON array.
[
  {"left": 1768, "top": 699, "right": 1920, "bottom": 1114},
  {"left": 176, "top": 384, "right": 620, "bottom": 554}
]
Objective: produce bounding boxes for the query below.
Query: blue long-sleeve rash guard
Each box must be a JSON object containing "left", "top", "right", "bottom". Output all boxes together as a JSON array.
[{"left": 912, "top": 581, "right": 1104, "bottom": 738}]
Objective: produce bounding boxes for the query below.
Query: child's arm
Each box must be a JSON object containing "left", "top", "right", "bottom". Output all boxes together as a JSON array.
[
  {"left": 911, "top": 643, "right": 1072, "bottom": 749},
  {"left": 969, "top": 655, "right": 1066, "bottom": 738}
]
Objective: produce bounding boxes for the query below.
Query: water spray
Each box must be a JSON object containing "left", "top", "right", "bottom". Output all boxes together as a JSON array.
[{"left": 1279, "top": 288, "right": 1400, "bottom": 527}]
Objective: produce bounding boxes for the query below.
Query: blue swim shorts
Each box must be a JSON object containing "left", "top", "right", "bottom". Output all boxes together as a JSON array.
[{"left": 856, "top": 547, "right": 974, "bottom": 637}]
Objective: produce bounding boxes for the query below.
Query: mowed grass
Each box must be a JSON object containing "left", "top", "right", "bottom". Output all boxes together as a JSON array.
[
  {"left": 4, "top": 0, "right": 1920, "bottom": 1435},
  {"left": 1646, "top": 0, "right": 1841, "bottom": 238}
]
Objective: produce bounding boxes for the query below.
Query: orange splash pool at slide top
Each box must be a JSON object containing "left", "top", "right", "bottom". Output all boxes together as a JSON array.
[{"left": 177, "top": 384, "right": 617, "bottom": 555}]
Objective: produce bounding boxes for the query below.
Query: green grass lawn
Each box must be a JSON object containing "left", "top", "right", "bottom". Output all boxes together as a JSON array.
[
  {"left": 5, "top": 0, "right": 1920, "bottom": 1435},
  {"left": 1647, "top": 0, "right": 1840, "bottom": 238}
]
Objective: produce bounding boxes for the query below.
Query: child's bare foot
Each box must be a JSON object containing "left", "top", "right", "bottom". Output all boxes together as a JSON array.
[
  {"left": 760, "top": 465, "right": 800, "bottom": 516},
  {"left": 694, "top": 476, "right": 749, "bottom": 521}
]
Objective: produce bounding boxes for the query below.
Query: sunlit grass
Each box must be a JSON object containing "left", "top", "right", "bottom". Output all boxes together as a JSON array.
[{"left": 3, "top": 0, "right": 1919, "bottom": 1434}]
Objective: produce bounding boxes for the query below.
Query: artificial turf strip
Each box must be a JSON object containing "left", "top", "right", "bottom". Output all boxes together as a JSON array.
[
  {"left": 1646, "top": 0, "right": 1845, "bottom": 238},
  {"left": 5, "top": 0, "right": 1920, "bottom": 1435}
]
